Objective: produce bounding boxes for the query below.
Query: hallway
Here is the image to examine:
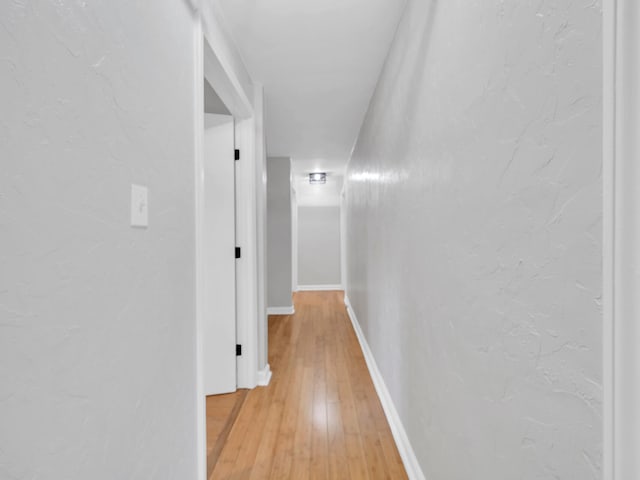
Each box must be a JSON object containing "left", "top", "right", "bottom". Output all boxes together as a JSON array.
[
  {"left": 1, "top": 1, "right": 624, "bottom": 478},
  {"left": 208, "top": 291, "right": 407, "bottom": 479}
]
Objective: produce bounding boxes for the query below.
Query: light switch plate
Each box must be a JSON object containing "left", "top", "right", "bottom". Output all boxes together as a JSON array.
[{"left": 130, "top": 184, "right": 148, "bottom": 228}]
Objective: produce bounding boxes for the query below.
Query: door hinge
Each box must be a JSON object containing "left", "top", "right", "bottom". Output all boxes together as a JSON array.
[
  {"left": 235, "top": 247, "right": 241, "bottom": 259},
  {"left": 234, "top": 149, "right": 240, "bottom": 161},
  {"left": 236, "top": 344, "right": 242, "bottom": 356}
]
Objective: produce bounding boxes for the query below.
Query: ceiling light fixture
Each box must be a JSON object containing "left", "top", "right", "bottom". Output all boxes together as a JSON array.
[{"left": 309, "top": 172, "right": 327, "bottom": 185}]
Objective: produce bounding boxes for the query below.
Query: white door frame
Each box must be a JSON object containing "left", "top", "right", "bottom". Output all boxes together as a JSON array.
[
  {"left": 291, "top": 183, "right": 298, "bottom": 292},
  {"left": 254, "top": 84, "right": 270, "bottom": 377},
  {"left": 194, "top": 12, "right": 260, "bottom": 480},
  {"left": 603, "top": 1, "right": 640, "bottom": 478}
]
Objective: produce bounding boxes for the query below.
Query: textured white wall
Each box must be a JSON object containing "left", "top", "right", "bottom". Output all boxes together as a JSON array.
[
  {"left": 267, "top": 157, "right": 293, "bottom": 308},
  {"left": 344, "top": 0, "right": 603, "bottom": 478},
  {"left": 298, "top": 206, "right": 342, "bottom": 287},
  {"left": 0, "top": 1, "right": 199, "bottom": 478}
]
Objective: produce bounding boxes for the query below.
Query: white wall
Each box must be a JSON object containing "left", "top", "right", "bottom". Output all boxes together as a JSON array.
[
  {"left": 294, "top": 169, "right": 343, "bottom": 289},
  {"left": 0, "top": 2, "right": 246, "bottom": 478},
  {"left": 293, "top": 170, "right": 344, "bottom": 207},
  {"left": 298, "top": 206, "right": 342, "bottom": 287},
  {"left": 344, "top": 1, "right": 603, "bottom": 479},
  {"left": 266, "top": 157, "right": 293, "bottom": 309}
]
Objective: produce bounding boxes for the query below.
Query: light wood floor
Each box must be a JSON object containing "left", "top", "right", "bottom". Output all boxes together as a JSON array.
[
  {"left": 207, "top": 390, "right": 248, "bottom": 477},
  {"left": 208, "top": 291, "right": 407, "bottom": 479}
]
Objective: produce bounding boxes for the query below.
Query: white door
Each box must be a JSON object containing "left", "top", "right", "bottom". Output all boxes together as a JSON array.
[{"left": 203, "top": 113, "right": 236, "bottom": 395}]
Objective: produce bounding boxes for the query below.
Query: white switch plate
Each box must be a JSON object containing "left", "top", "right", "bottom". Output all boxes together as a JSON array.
[{"left": 130, "top": 184, "right": 148, "bottom": 228}]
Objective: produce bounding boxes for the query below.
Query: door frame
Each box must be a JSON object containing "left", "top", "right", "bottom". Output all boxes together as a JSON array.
[
  {"left": 194, "top": 8, "right": 260, "bottom": 479},
  {"left": 603, "top": 1, "right": 640, "bottom": 478},
  {"left": 291, "top": 184, "right": 298, "bottom": 292}
]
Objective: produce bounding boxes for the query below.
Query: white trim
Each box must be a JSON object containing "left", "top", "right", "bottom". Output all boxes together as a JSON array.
[
  {"left": 344, "top": 296, "right": 426, "bottom": 480},
  {"left": 602, "top": 3, "right": 640, "bottom": 478},
  {"left": 254, "top": 83, "right": 269, "bottom": 375},
  {"left": 257, "top": 364, "right": 272, "bottom": 386},
  {"left": 297, "top": 284, "right": 344, "bottom": 291},
  {"left": 267, "top": 306, "right": 295, "bottom": 315},
  {"left": 339, "top": 190, "right": 347, "bottom": 293},
  {"left": 193, "top": 21, "right": 207, "bottom": 480},
  {"left": 235, "top": 117, "right": 259, "bottom": 390},
  {"left": 608, "top": 1, "right": 640, "bottom": 478},
  {"left": 603, "top": 0, "right": 616, "bottom": 478},
  {"left": 291, "top": 182, "right": 299, "bottom": 292}
]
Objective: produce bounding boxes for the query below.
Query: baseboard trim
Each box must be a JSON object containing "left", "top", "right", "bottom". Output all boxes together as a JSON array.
[
  {"left": 257, "top": 364, "right": 272, "bottom": 387},
  {"left": 344, "top": 296, "right": 426, "bottom": 480},
  {"left": 297, "top": 284, "right": 343, "bottom": 291},
  {"left": 267, "top": 306, "right": 295, "bottom": 315}
]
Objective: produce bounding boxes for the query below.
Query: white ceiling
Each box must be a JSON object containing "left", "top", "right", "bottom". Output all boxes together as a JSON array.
[{"left": 215, "top": 0, "right": 407, "bottom": 178}]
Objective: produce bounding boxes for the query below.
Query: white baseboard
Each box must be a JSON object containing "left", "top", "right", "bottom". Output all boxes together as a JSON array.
[
  {"left": 257, "top": 363, "right": 272, "bottom": 386},
  {"left": 297, "top": 284, "right": 343, "bottom": 291},
  {"left": 344, "top": 297, "right": 426, "bottom": 480},
  {"left": 267, "top": 306, "right": 295, "bottom": 315}
]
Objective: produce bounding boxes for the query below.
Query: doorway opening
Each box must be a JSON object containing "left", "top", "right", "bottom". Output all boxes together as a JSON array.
[
  {"left": 201, "top": 80, "right": 245, "bottom": 476},
  {"left": 196, "top": 28, "right": 260, "bottom": 480},
  {"left": 202, "top": 106, "right": 237, "bottom": 396}
]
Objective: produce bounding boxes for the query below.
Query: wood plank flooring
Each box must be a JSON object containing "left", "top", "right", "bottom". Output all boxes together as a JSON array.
[
  {"left": 208, "top": 291, "right": 407, "bottom": 479},
  {"left": 207, "top": 390, "right": 248, "bottom": 477}
]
